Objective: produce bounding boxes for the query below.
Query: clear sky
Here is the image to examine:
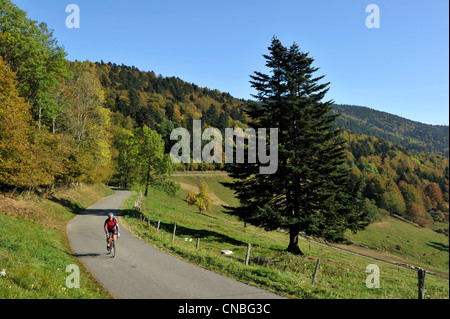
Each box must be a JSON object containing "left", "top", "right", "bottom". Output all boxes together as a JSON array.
[{"left": 11, "top": 0, "right": 450, "bottom": 125}]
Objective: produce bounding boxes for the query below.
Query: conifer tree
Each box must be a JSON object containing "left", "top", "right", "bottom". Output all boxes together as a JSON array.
[{"left": 224, "top": 37, "right": 368, "bottom": 255}]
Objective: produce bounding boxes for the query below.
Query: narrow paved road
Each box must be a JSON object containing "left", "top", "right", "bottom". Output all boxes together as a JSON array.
[{"left": 67, "top": 188, "right": 285, "bottom": 299}]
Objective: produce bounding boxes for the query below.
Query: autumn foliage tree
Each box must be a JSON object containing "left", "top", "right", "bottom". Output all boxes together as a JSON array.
[
  {"left": 134, "top": 125, "right": 177, "bottom": 197},
  {"left": 186, "top": 182, "right": 212, "bottom": 215},
  {"left": 0, "top": 0, "right": 69, "bottom": 129},
  {"left": 0, "top": 56, "right": 56, "bottom": 187},
  {"left": 0, "top": 56, "right": 33, "bottom": 186},
  {"left": 424, "top": 183, "right": 444, "bottom": 210},
  {"left": 406, "top": 204, "right": 431, "bottom": 228},
  {"left": 54, "top": 61, "right": 115, "bottom": 183},
  {"left": 1, "top": 43, "right": 115, "bottom": 188}
]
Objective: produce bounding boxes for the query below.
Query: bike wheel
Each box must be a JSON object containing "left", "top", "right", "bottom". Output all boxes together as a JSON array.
[{"left": 111, "top": 240, "right": 115, "bottom": 258}]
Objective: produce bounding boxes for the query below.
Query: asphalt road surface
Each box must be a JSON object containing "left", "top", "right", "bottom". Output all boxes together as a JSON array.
[{"left": 67, "top": 188, "right": 285, "bottom": 299}]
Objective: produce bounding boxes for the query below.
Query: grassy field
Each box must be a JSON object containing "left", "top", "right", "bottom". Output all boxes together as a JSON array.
[
  {"left": 118, "top": 173, "right": 449, "bottom": 299},
  {"left": 345, "top": 216, "right": 449, "bottom": 276},
  {"left": 2, "top": 174, "right": 446, "bottom": 299},
  {"left": 174, "top": 173, "right": 449, "bottom": 276},
  {"left": 0, "top": 184, "right": 114, "bottom": 298}
]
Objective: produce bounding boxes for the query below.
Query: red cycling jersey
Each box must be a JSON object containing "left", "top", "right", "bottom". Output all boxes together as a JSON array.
[{"left": 104, "top": 217, "right": 119, "bottom": 235}]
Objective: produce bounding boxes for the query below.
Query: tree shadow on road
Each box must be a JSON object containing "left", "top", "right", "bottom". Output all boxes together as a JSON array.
[
  {"left": 47, "top": 196, "right": 84, "bottom": 214},
  {"left": 121, "top": 208, "right": 246, "bottom": 247},
  {"left": 73, "top": 253, "right": 101, "bottom": 258},
  {"left": 72, "top": 208, "right": 121, "bottom": 217}
]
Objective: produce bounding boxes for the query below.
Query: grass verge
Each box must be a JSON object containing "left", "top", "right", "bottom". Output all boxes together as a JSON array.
[{"left": 0, "top": 184, "right": 114, "bottom": 298}]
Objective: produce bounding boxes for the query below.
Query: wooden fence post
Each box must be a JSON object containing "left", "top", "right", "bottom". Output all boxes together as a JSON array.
[
  {"left": 418, "top": 268, "right": 426, "bottom": 299},
  {"left": 312, "top": 258, "right": 321, "bottom": 285},
  {"left": 147, "top": 215, "right": 150, "bottom": 227},
  {"left": 134, "top": 190, "right": 143, "bottom": 217},
  {"left": 245, "top": 243, "right": 251, "bottom": 266},
  {"left": 172, "top": 222, "right": 177, "bottom": 243},
  {"left": 196, "top": 238, "right": 200, "bottom": 250},
  {"left": 156, "top": 220, "right": 160, "bottom": 234}
]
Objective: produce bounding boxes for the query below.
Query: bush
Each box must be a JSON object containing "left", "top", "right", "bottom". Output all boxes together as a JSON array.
[{"left": 364, "top": 198, "right": 380, "bottom": 223}]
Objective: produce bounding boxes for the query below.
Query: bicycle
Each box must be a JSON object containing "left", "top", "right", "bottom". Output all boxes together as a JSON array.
[{"left": 107, "top": 233, "right": 116, "bottom": 258}]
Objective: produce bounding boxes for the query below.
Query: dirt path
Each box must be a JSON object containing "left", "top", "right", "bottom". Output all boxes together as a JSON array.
[
  {"left": 297, "top": 234, "right": 449, "bottom": 280},
  {"left": 332, "top": 242, "right": 449, "bottom": 279}
]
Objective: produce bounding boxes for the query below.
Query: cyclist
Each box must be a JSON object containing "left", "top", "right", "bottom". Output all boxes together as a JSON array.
[{"left": 104, "top": 212, "right": 120, "bottom": 252}]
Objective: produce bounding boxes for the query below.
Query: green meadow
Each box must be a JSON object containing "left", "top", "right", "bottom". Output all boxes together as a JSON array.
[
  {"left": 118, "top": 174, "right": 449, "bottom": 299},
  {"left": 0, "top": 184, "right": 114, "bottom": 298}
]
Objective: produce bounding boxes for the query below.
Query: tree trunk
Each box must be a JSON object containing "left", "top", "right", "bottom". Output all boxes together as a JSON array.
[
  {"left": 287, "top": 224, "right": 304, "bottom": 255},
  {"left": 144, "top": 162, "right": 151, "bottom": 197},
  {"left": 38, "top": 107, "right": 42, "bottom": 130},
  {"left": 144, "top": 182, "right": 149, "bottom": 197}
]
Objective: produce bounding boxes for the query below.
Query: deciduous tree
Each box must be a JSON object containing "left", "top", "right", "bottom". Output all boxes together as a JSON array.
[
  {"left": 186, "top": 182, "right": 212, "bottom": 215},
  {"left": 135, "top": 126, "right": 177, "bottom": 197},
  {"left": 0, "top": 0, "right": 68, "bottom": 129}
]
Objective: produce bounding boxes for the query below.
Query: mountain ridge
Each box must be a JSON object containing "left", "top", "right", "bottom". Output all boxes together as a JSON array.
[
  {"left": 332, "top": 104, "right": 449, "bottom": 157},
  {"left": 94, "top": 61, "right": 449, "bottom": 157}
]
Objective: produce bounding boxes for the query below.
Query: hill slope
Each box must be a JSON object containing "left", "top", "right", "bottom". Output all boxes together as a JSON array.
[
  {"left": 119, "top": 175, "right": 449, "bottom": 299},
  {"left": 0, "top": 184, "right": 114, "bottom": 298},
  {"left": 332, "top": 104, "right": 449, "bottom": 157},
  {"left": 94, "top": 61, "right": 449, "bottom": 158},
  {"left": 94, "top": 61, "right": 449, "bottom": 230}
]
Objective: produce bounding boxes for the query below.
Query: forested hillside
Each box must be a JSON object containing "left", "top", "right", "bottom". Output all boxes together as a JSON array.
[
  {"left": 93, "top": 62, "right": 449, "bottom": 236},
  {"left": 94, "top": 61, "right": 248, "bottom": 151},
  {"left": 341, "top": 130, "right": 448, "bottom": 233},
  {"left": 94, "top": 62, "right": 449, "bottom": 156},
  {"left": 0, "top": 0, "right": 448, "bottom": 238},
  {"left": 333, "top": 104, "right": 449, "bottom": 157}
]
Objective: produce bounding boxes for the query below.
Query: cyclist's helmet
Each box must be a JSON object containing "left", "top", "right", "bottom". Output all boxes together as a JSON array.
[{"left": 108, "top": 212, "right": 114, "bottom": 217}]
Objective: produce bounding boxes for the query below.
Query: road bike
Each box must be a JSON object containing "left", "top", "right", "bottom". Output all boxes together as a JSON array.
[{"left": 107, "top": 234, "right": 116, "bottom": 258}]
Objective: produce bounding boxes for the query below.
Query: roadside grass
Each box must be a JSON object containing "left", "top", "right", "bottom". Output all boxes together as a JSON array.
[
  {"left": 119, "top": 181, "right": 449, "bottom": 299},
  {"left": 175, "top": 174, "right": 449, "bottom": 277},
  {"left": 0, "top": 184, "right": 114, "bottom": 299},
  {"left": 345, "top": 215, "right": 449, "bottom": 276},
  {"left": 172, "top": 173, "right": 239, "bottom": 207}
]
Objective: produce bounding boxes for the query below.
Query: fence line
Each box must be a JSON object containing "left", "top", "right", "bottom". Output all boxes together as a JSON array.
[
  {"left": 130, "top": 192, "right": 446, "bottom": 296},
  {"left": 132, "top": 204, "right": 255, "bottom": 265},
  {"left": 312, "top": 258, "right": 321, "bottom": 285},
  {"left": 418, "top": 268, "right": 426, "bottom": 299}
]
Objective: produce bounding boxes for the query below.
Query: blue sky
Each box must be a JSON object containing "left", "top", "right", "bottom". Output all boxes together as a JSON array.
[{"left": 12, "top": 0, "right": 449, "bottom": 125}]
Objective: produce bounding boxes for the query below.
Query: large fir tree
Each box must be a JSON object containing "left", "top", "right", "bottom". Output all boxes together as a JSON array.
[{"left": 224, "top": 37, "right": 369, "bottom": 255}]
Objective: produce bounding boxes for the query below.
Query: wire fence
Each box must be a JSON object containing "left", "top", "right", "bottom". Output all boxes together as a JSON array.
[{"left": 129, "top": 191, "right": 444, "bottom": 299}]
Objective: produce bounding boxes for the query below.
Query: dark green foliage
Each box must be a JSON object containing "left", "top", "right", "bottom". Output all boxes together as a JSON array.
[
  {"left": 93, "top": 62, "right": 247, "bottom": 163},
  {"left": 224, "top": 38, "right": 369, "bottom": 255},
  {"left": 0, "top": 0, "right": 69, "bottom": 129},
  {"left": 2, "top": 0, "right": 447, "bottom": 236}
]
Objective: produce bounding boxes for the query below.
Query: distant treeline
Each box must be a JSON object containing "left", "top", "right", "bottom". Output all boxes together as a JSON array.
[{"left": 333, "top": 104, "right": 449, "bottom": 157}]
